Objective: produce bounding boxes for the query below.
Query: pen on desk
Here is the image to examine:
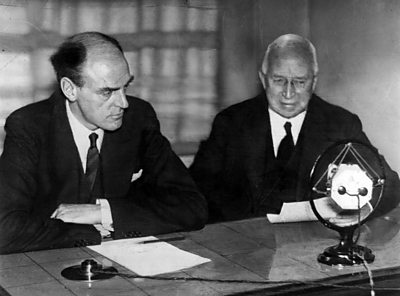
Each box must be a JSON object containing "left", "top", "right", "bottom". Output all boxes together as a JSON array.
[{"left": 142, "top": 236, "right": 185, "bottom": 244}]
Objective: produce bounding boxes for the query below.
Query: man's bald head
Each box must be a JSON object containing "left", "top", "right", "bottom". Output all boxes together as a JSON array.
[{"left": 50, "top": 32, "right": 124, "bottom": 87}]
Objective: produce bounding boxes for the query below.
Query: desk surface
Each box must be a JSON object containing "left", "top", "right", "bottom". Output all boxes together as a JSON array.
[{"left": 1, "top": 208, "right": 400, "bottom": 296}]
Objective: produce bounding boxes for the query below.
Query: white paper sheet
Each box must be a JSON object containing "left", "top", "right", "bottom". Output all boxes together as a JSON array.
[
  {"left": 266, "top": 197, "right": 339, "bottom": 223},
  {"left": 88, "top": 236, "right": 211, "bottom": 276}
]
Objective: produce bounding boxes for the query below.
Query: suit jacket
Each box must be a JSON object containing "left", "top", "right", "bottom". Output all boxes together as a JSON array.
[
  {"left": 0, "top": 89, "right": 207, "bottom": 254},
  {"left": 190, "top": 93, "right": 400, "bottom": 222}
]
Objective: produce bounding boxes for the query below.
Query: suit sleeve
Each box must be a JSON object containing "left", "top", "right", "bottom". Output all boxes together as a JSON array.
[
  {"left": 0, "top": 115, "right": 100, "bottom": 254},
  {"left": 107, "top": 104, "right": 208, "bottom": 239},
  {"left": 189, "top": 113, "right": 230, "bottom": 222}
]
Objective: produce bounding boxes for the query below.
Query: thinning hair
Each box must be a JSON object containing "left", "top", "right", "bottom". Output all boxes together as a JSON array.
[
  {"left": 50, "top": 31, "right": 123, "bottom": 87},
  {"left": 260, "top": 34, "right": 318, "bottom": 76}
]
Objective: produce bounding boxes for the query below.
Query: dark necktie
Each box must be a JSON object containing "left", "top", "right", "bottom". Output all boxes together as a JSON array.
[
  {"left": 277, "top": 121, "right": 295, "bottom": 166},
  {"left": 86, "top": 133, "right": 100, "bottom": 191}
]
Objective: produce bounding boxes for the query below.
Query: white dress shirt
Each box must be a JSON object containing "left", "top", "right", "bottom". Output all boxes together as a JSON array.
[
  {"left": 66, "top": 101, "right": 113, "bottom": 236},
  {"left": 268, "top": 108, "right": 306, "bottom": 157}
]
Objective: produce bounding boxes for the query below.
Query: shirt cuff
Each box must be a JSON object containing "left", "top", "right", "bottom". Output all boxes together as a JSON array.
[{"left": 96, "top": 199, "right": 114, "bottom": 232}]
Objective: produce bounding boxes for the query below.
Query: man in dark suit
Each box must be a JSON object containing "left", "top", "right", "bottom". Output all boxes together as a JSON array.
[
  {"left": 190, "top": 34, "right": 400, "bottom": 223},
  {"left": 0, "top": 32, "right": 207, "bottom": 254}
]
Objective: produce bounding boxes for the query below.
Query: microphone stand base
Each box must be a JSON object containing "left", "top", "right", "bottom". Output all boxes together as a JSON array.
[{"left": 318, "top": 244, "right": 375, "bottom": 266}]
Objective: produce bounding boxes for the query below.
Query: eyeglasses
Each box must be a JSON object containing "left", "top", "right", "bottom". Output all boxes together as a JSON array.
[{"left": 266, "top": 75, "right": 314, "bottom": 90}]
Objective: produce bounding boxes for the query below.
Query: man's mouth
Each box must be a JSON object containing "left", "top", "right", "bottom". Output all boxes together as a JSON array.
[{"left": 110, "top": 112, "right": 124, "bottom": 120}]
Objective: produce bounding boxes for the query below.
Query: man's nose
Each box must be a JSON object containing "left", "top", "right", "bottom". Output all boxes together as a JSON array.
[
  {"left": 115, "top": 90, "right": 129, "bottom": 109},
  {"left": 283, "top": 80, "right": 295, "bottom": 99}
]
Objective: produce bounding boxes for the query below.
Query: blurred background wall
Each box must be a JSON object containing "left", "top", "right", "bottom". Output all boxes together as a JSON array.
[
  {"left": 0, "top": 0, "right": 399, "bottom": 172},
  {"left": 0, "top": 0, "right": 219, "bottom": 158}
]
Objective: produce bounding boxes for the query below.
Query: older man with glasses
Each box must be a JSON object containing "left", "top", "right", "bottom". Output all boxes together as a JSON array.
[{"left": 190, "top": 34, "right": 400, "bottom": 223}]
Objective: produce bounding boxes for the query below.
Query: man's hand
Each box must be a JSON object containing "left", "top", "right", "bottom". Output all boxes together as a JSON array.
[{"left": 51, "top": 204, "right": 101, "bottom": 225}]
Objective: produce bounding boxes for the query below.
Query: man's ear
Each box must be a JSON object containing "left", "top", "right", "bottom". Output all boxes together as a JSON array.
[
  {"left": 258, "top": 71, "right": 267, "bottom": 89},
  {"left": 60, "top": 77, "right": 78, "bottom": 102},
  {"left": 311, "top": 75, "right": 318, "bottom": 92}
]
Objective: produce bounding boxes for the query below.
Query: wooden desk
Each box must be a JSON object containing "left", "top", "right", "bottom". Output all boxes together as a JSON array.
[{"left": 1, "top": 208, "right": 400, "bottom": 296}]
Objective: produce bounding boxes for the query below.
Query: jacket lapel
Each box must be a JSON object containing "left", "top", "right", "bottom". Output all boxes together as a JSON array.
[
  {"left": 48, "top": 90, "right": 90, "bottom": 203},
  {"left": 295, "top": 95, "right": 332, "bottom": 200},
  {"left": 48, "top": 91, "right": 141, "bottom": 202},
  {"left": 242, "top": 93, "right": 274, "bottom": 191},
  {"left": 100, "top": 115, "right": 140, "bottom": 199}
]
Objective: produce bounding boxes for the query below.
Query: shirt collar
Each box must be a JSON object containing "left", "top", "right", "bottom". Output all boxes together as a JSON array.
[
  {"left": 268, "top": 108, "right": 306, "bottom": 130},
  {"left": 66, "top": 100, "right": 104, "bottom": 151},
  {"left": 268, "top": 108, "right": 306, "bottom": 155}
]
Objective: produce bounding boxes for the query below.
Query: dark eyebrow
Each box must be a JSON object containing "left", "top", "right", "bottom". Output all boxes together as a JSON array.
[
  {"left": 98, "top": 75, "right": 134, "bottom": 93},
  {"left": 99, "top": 87, "right": 118, "bottom": 93},
  {"left": 272, "top": 75, "right": 308, "bottom": 80}
]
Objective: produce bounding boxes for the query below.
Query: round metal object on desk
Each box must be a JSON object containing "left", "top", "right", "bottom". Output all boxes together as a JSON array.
[{"left": 61, "top": 259, "right": 118, "bottom": 282}]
